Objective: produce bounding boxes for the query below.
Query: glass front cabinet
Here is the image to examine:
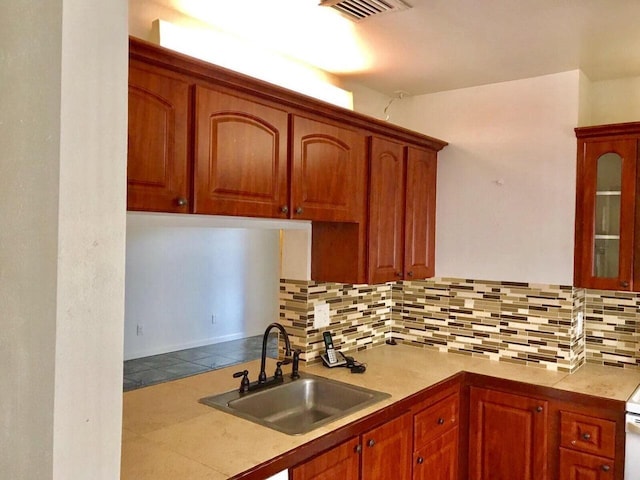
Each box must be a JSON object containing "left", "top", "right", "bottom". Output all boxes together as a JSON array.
[{"left": 574, "top": 122, "right": 640, "bottom": 291}]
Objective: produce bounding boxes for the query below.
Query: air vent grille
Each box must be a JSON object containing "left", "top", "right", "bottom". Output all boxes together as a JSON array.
[{"left": 320, "top": 0, "right": 412, "bottom": 22}]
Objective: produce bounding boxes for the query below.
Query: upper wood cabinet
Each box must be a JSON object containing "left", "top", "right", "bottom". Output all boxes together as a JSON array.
[
  {"left": 127, "top": 37, "right": 447, "bottom": 283},
  {"left": 193, "top": 85, "right": 289, "bottom": 218},
  {"left": 127, "top": 64, "right": 190, "bottom": 212},
  {"left": 291, "top": 115, "right": 367, "bottom": 223},
  {"left": 574, "top": 122, "right": 640, "bottom": 291},
  {"left": 368, "top": 137, "right": 437, "bottom": 283},
  {"left": 368, "top": 137, "right": 406, "bottom": 283},
  {"left": 405, "top": 146, "right": 437, "bottom": 280}
]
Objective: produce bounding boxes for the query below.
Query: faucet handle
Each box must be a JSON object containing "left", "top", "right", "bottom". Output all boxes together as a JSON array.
[
  {"left": 291, "top": 349, "right": 302, "bottom": 380},
  {"left": 233, "top": 370, "right": 250, "bottom": 393}
]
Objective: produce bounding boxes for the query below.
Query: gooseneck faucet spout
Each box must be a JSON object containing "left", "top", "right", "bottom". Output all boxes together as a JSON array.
[{"left": 258, "top": 323, "right": 292, "bottom": 383}]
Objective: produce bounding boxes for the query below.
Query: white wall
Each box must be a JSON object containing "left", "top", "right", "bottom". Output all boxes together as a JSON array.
[
  {"left": 393, "top": 71, "right": 581, "bottom": 285},
  {"left": 1, "top": 0, "right": 127, "bottom": 478},
  {"left": 589, "top": 75, "right": 640, "bottom": 125},
  {"left": 125, "top": 222, "right": 280, "bottom": 359}
]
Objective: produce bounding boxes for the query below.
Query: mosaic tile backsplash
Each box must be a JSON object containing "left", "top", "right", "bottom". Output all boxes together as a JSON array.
[{"left": 279, "top": 278, "right": 640, "bottom": 371}]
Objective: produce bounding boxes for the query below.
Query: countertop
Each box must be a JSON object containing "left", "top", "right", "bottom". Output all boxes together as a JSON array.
[{"left": 121, "top": 345, "right": 640, "bottom": 479}]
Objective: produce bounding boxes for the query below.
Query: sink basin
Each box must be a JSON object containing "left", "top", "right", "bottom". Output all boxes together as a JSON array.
[{"left": 200, "top": 373, "right": 390, "bottom": 435}]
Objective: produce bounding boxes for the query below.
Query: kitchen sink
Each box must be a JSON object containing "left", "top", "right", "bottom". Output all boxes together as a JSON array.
[{"left": 200, "top": 372, "right": 390, "bottom": 435}]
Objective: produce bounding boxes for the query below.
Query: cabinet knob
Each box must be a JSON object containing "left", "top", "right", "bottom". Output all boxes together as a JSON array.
[
  {"left": 176, "top": 197, "right": 188, "bottom": 207},
  {"left": 396, "top": 272, "right": 403, "bottom": 278},
  {"left": 601, "top": 464, "right": 610, "bottom": 472},
  {"left": 582, "top": 432, "right": 591, "bottom": 441},
  {"left": 367, "top": 439, "right": 375, "bottom": 447},
  {"left": 280, "top": 205, "right": 289, "bottom": 214},
  {"left": 437, "top": 417, "right": 445, "bottom": 425},
  {"left": 416, "top": 457, "right": 424, "bottom": 464},
  {"left": 354, "top": 444, "right": 362, "bottom": 454},
  {"left": 621, "top": 281, "right": 630, "bottom": 288},
  {"left": 536, "top": 406, "right": 543, "bottom": 413},
  {"left": 295, "top": 207, "right": 303, "bottom": 215},
  {"left": 407, "top": 271, "right": 413, "bottom": 277}
]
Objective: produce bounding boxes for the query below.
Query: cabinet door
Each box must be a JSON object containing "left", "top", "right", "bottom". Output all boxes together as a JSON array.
[
  {"left": 362, "top": 412, "right": 412, "bottom": 480},
  {"left": 127, "top": 65, "right": 190, "bottom": 212},
  {"left": 574, "top": 137, "right": 637, "bottom": 290},
  {"left": 405, "top": 146, "right": 437, "bottom": 280},
  {"left": 194, "top": 86, "right": 289, "bottom": 218},
  {"left": 290, "top": 437, "right": 360, "bottom": 480},
  {"left": 290, "top": 115, "right": 366, "bottom": 222},
  {"left": 368, "top": 137, "right": 406, "bottom": 283},
  {"left": 413, "top": 427, "right": 458, "bottom": 480},
  {"left": 469, "top": 387, "right": 548, "bottom": 480},
  {"left": 559, "top": 448, "right": 614, "bottom": 480}
]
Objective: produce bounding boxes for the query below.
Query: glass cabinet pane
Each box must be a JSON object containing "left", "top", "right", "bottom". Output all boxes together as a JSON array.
[{"left": 593, "top": 153, "right": 622, "bottom": 278}]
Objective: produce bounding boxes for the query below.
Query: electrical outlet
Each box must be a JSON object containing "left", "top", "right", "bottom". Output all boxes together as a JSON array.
[
  {"left": 576, "top": 311, "right": 584, "bottom": 336},
  {"left": 136, "top": 324, "right": 143, "bottom": 336},
  {"left": 211, "top": 314, "right": 217, "bottom": 325},
  {"left": 313, "top": 303, "right": 331, "bottom": 329}
]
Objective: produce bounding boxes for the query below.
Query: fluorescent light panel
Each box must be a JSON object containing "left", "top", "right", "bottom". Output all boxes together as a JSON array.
[{"left": 154, "top": 19, "right": 354, "bottom": 110}]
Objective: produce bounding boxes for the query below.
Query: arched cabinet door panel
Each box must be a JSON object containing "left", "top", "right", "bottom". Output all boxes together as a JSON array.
[
  {"left": 127, "top": 65, "right": 190, "bottom": 212},
  {"left": 290, "top": 115, "right": 366, "bottom": 222},
  {"left": 194, "top": 85, "right": 289, "bottom": 218},
  {"left": 367, "top": 136, "right": 406, "bottom": 284},
  {"left": 405, "top": 146, "right": 437, "bottom": 280}
]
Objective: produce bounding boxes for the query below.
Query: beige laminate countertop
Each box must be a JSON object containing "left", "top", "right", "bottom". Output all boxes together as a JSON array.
[{"left": 121, "top": 345, "right": 640, "bottom": 480}]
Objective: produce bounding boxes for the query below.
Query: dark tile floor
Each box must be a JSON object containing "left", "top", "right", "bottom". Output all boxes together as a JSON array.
[{"left": 123, "top": 334, "right": 278, "bottom": 391}]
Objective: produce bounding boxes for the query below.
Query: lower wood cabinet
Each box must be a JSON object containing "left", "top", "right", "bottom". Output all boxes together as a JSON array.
[
  {"left": 413, "top": 426, "right": 458, "bottom": 480},
  {"left": 290, "top": 437, "right": 360, "bottom": 480},
  {"left": 559, "top": 448, "right": 615, "bottom": 480},
  {"left": 291, "top": 413, "right": 412, "bottom": 480},
  {"left": 469, "top": 387, "right": 549, "bottom": 480},
  {"left": 287, "top": 378, "right": 625, "bottom": 480},
  {"left": 559, "top": 410, "right": 617, "bottom": 479},
  {"left": 412, "top": 391, "right": 459, "bottom": 480}
]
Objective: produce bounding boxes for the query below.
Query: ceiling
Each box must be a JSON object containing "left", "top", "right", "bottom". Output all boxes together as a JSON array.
[{"left": 159, "top": 0, "right": 640, "bottom": 96}]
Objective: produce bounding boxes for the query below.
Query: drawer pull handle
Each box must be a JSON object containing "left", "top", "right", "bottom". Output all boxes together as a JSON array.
[
  {"left": 601, "top": 465, "right": 610, "bottom": 472},
  {"left": 367, "top": 439, "right": 375, "bottom": 447},
  {"left": 582, "top": 433, "right": 591, "bottom": 441},
  {"left": 437, "top": 417, "right": 445, "bottom": 425},
  {"left": 416, "top": 457, "right": 424, "bottom": 464}
]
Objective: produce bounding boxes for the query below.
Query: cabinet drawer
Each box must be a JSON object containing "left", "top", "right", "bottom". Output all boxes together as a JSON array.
[
  {"left": 414, "top": 393, "right": 459, "bottom": 449},
  {"left": 560, "top": 411, "right": 616, "bottom": 458}
]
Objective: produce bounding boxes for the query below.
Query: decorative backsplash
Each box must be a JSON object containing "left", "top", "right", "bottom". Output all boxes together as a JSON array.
[
  {"left": 584, "top": 289, "right": 640, "bottom": 369},
  {"left": 278, "top": 280, "right": 392, "bottom": 364},
  {"left": 279, "top": 278, "right": 640, "bottom": 371}
]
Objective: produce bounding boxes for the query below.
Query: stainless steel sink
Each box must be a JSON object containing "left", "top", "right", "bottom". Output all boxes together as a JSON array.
[{"left": 200, "top": 373, "right": 390, "bottom": 435}]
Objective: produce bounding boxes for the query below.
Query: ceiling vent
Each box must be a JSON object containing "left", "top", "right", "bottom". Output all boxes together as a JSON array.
[{"left": 319, "top": 0, "right": 412, "bottom": 22}]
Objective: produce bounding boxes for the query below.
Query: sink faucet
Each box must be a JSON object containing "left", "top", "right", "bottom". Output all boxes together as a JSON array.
[
  {"left": 258, "top": 322, "right": 295, "bottom": 384},
  {"left": 234, "top": 322, "right": 301, "bottom": 393}
]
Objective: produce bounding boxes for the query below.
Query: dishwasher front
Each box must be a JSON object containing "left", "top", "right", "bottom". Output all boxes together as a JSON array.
[{"left": 626, "top": 411, "right": 640, "bottom": 479}]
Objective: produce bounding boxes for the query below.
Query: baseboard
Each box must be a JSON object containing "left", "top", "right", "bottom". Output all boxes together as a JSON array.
[{"left": 124, "top": 330, "right": 263, "bottom": 361}]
